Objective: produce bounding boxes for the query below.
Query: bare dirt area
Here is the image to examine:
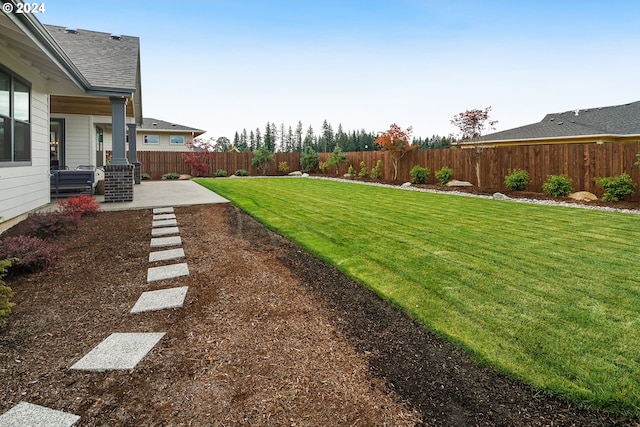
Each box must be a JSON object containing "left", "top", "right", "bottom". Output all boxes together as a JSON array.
[{"left": 0, "top": 203, "right": 637, "bottom": 426}]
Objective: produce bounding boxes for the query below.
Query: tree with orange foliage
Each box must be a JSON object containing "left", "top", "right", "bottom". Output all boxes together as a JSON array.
[{"left": 374, "top": 123, "right": 414, "bottom": 181}]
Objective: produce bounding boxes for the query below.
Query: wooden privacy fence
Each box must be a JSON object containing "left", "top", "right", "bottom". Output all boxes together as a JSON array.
[{"left": 122, "top": 142, "right": 640, "bottom": 201}]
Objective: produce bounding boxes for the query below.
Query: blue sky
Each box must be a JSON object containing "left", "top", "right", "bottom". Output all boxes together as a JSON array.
[{"left": 41, "top": 1, "right": 640, "bottom": 141}]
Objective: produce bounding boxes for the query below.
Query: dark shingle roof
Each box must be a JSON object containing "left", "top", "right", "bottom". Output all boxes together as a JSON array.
[
  {"left": 44, "top": 25, "right": 139, "bottom": 91},
  {"left": 139, "top": 118, "right": 205, "bottom": 134},
  {"left": 477, "top": 100, "right": 640, "bottom": 142}
]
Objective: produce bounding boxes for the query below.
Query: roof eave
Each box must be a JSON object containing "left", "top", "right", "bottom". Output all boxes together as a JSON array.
[
  {"left": 464, "top": 133, "right": 640, "bottom": 146},
  {"left": 5, "top": 1, "right": 92, "bottom": 90}
]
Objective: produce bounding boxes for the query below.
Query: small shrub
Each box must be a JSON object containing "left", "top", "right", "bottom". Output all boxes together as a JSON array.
[
  {"left": 504, "top": 169, "right": 530, "bottom": 191},
  {"left": 26, "top": 211, "right": 79, "bottom": 239},
  {"left": 326, "top": 146, "right": 347, "bottom": 175},
  {"left": 58, "top": 195, "right": 100, "bottom": 218},
  {"left": 215, "top": 169, "right": 228, "bottom": 177},
  {"left": 358, "top": 161, "right": 368, "bottom": 178},
  {"left": 347, "top": 164, "right": 356, "bottom": 176},
  {"left": 162, "top": 172, "right": 180, "bottom": 180},
  {"left": 141, "top": 173, "right": 151, "bottom": 180},
  {"left": 0, "top": 258, "right": 15, "bottom": 328},
  {"left": 0, "top": 236, "right": 63, "bottom": 273},
  {"left": 370, "top": 160, "right": 383, "bottom": 179},
  {"left": 278, "top": 161, "right": 290, "bottom": 174},
  {"left": 543, "top": 174, "right": 574, "bottom": 197},
  {"left": 235, "top": 169, "right": 249, "bottom": 176},
  {"left": 300, "top": 147, "right": 320, "bottom": 173},
  {"left": 409, "top": 165, "right": 430, "bottom": 184},
  {"left": 595, "top": 173, "right": 636, "bottom": 202},
  {"left": 319, "top": 161, "right": 329, "bottom": 174},
  {"left": 435, "top": 166, "right": 454, "bottom": 185}
]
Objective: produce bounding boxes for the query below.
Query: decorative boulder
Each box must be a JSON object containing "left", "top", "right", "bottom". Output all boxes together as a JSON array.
[
  {"left": 493, "top": 192, "right": 510, "bottom": 200},
  {"left": 179, "top": 174, "right": 192, "bottom": 180},
  {"left": 446, "top": 179, "right": 473, "bottom": 187},
  {"left": 344, "top": 173, "right": 356, "bottom": 178},
  {"left": 569, "top": 191, "right": 598, "bottom": 201},
  {"left": 401, "top": 182, "right": 412, "bottom": 188},
  {"left": 288, "top": 171, "right": 303, "bottom": 176},
  {"left": 301, "top": 173, "right": 309, "bottom": 177}
]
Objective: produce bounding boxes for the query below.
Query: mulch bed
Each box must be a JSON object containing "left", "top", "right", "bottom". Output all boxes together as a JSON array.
[{"left": 0, "top": 201, "right": 638, "bottom": 426}]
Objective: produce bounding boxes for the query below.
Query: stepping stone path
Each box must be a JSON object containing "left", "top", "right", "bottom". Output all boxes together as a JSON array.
[{"left": 0, "top": 206, "right": 192, "bottom": 423}]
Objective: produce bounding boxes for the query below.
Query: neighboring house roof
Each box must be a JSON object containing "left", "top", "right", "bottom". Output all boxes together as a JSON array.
[
  {"left": 474, "top": 100, "right": 640, "bottom": 144},
  {"left": 43, "top": 25, "right": 139, "bottom": 92},
  {"left": 139, "top": 118, "right": 205, "bottom": 136}
]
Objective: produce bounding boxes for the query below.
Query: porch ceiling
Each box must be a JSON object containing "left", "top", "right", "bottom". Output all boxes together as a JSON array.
[{"left": 51, "top": 95, "right": 135, "bottom": 117}]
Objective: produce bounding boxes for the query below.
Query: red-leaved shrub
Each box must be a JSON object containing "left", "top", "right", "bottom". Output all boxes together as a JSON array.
[
  {"left": 0, "top": 236, "right": 63, "bottom": 273},
  {"left": 26, "top": 211, "right": 80, "bottom": 239},
  {"left": 58, "top": 195, "right": 101, "bottom": 218}
]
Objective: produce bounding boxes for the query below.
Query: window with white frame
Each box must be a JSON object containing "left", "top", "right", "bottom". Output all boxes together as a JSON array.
[
  {"left": 170, "top": 135, "right": 185, "bottom": 145},
  {"left": 143, "top": 134, "right": 159, "bottom": 144},
  {"left": 0, "top": 67, "right": 31, "bottom": 164}
]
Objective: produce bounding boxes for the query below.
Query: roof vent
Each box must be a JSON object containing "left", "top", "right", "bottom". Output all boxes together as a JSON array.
[
  {"left": 171, "top": 123, "right": 176, "bottom": 127},
  {"left": 574, "top": 109, "right": 579, "bottom": 116},
  {"left": 549, "top": 117, "right": 555, "bottom": 121},
  {"left": 152, "top": 122, "right": 158, "bottom": 126},
  {"left": 558, "top": 121, "right": 564, "bottom": 125},
  {"left": 110, "top": 34, "right": 122, "bottom": 40},
  {"left": 65, "top": 28, "right": 78, "bottom": 34}
]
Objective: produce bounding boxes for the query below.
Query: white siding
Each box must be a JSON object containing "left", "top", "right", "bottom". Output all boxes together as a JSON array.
[
  {"left": 0, "top": 50, "right": 51, "bottom": 230},
  {"left": 104, "top": 130, "right": 194, "bottom": 152}
]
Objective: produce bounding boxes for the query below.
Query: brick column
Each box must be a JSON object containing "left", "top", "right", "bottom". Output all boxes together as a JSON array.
[
  {"left": 104, "top": 164, "right": 135, "bottom": 202},
  {"left": 132, "top": 162, "right": 142, "bottom": 184}
]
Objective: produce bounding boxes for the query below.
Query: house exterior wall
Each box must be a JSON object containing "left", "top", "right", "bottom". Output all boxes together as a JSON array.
[
  {"left": 49, "top": 114, "right": 95, "bottom": 169},
  {"left": 0, "top": 49, "right": 51, "bottom": 232},
  {"left": 103, "top": 131, "right": 194, "bottom": 152}
]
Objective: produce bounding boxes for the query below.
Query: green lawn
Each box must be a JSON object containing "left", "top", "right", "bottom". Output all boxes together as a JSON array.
[{"left": 196, "top": 177, "right": 640, "bottom": 415}]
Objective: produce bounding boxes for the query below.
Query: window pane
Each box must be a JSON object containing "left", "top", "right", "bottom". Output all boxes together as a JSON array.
[
  {"left": 14, "top": 79, "right": 29, "bottom": 121},
  {"left": 14, "top": 121, "right": 31, "bottom": 161},
  {"left": 170, "top": 135, "right": 184, "bottom": 144},
  {"left": 0, "top": 117, "right": 10, "bottom": 161},
  {"left": 143, "top": 135, "right": 159, "bottom": 144},
  {"left": 0, "top": 71, "right": 8, "bottom": 117}
]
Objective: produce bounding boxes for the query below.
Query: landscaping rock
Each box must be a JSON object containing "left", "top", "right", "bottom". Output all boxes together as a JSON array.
[
  {"left": 302, "top": 173, "right": 309, "bottom": 177},
  {"left": 569, "top": 191, "right": 598, "bottom": 201},
  {"left": 344, "top": 173, "right": 356, "bottom": 178},
  {"left": 493, "top": 192, "right": 510, "bottom": 200},
  {"left": 401, "top": 182, "right": 412, "bottom": 188},
  {"left": 289, "top": 171, "right": 303, "bottom": 176},
  {"left": 178, "top": 174, "right": 192, "bottom": 180},
  {"left": 446, "top": 180, "right": 473, "bottom": 187}
]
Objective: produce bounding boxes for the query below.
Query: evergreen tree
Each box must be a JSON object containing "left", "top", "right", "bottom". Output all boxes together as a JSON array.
[
  {"left": 239, "top": 128, "right": 249, "bottom": 152},
  {"left": 336, "top": 123, "right": 351, "bottom": 151},
  {"left": 319, "top": 120, "right": 334, "bottom": 152},
  {"left": 285, "top": 126, "right": 294, "bottom": 152},
  {"left": 233, "top": 131, "right": 240, "bottom": 150},
  {"left": 264, "top": 122, "right": 274, "bottom": 152},
  {"left": 249, "top": 130, "right": 256, "bottom": 151},
  {"left": 303, "top": 125, "right": 315, "bottom": 149},
  {"left": 295, "top": 121, "right": 303, "bottom": 152},
  {"left": 255, "top": 127, "right": 262, "bottom": 149}
]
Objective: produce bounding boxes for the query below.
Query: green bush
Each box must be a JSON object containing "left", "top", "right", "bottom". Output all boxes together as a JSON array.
[
  {"left": 543, "top": 174, "right": 574, "bottom": 197},
  {"left": 347, "top": 164, "right": 356, "bottom": 176},
  {"left": 504, "top": 169, "right": 530, "bottom": 191},
  {"left": 251, "top": 147, "right": 275, "bottom": 175},
  {"left": 234, "top": 169, "right": 249, "bottom": 176},
  {"left": 435, "top": 166, "right": 454, "bottom": 185},
  {"left": 595, "top": 173, "right": 636, "bottom": 202},
  {"left": 300, "top": 146, "right": 320, "bottom": 173},
  {"left": 370, "top": 160, "right": 382, "bottom": 179},
  {"left": 358, "top": 161, "right": 368, "bottom": 178},
  {"left": 409, "top": 165, "right": 430, "bottom": 184},
  {"left": 215, "top": 169, "right": 228, "bottom": 177},
  {"left": 141, "top": 173, "right": 151, "bottom": 180},
  {"left": 326, "top": 146, "right": 347, "bottom": 175},
  {"left": 319, "top": 161, "right": 329, "bottom": 174},
  {"left": 0, "top": 258, "right": 15, "bottom": 328},
  {"left": 162, "top": 172, "right": 180, "bottom": 180}
]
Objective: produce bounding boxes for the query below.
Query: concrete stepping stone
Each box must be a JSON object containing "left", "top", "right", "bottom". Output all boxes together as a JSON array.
[
  {"left": 131, "top": 286, "right": 188, "bottom": 313},
  {"left": 147, "top": 263, "right": 189, "bottom": 282},
  {"left": 150, "top": 236, "right": 182, "bottom": 248},
  {"left": 153, "top": 207, "right": 174, "bottom": 214},
  {"left": 70, "top": 332, "right": 165, "bottom": 371},
  {"left": 149, "top": 248, "right": 185, "bottom": 262},
  {"left": 153, "top": 213, "right": 176, "bottom": 220},
  {"left": 0, "top": 402, "right": 80, "bottom": 427},
  {"left": 151, "top": 226, "right": 179, "bottom": 237},
  {"left": 152, "top": 219, "right": 177, "bottom": 228}
]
